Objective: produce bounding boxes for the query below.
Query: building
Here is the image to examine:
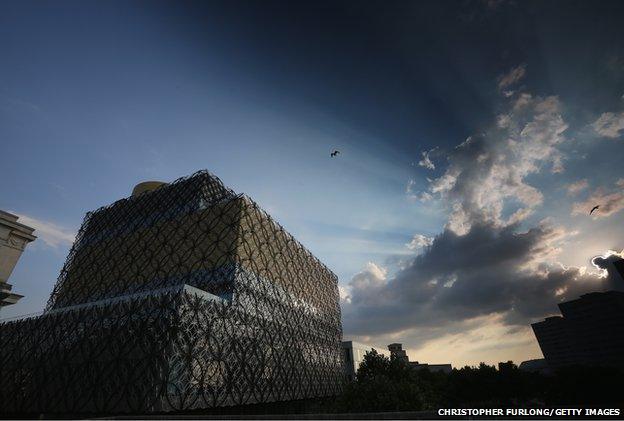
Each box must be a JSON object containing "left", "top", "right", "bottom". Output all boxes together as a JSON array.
[
  {"left": 613, "top": 258, "right": 624, "bottom": 282},
  {"left": 387, "top": 343, "right": 409, "bottom": 362},
  {"left": 0, "top": 171, "right": 344, "bottom": 415},
  {"left": 0, "top": 210, "right": 36, "bottom": 314},
  {"left": 411, "top": 363, "right": 453, "bottom": 374},
  {"left": 518, "top": 358, "right": 551, "bottom": 375},
  {"left": 387, "top": 343, "right": 452, "bottom": 373},
  {"left": 342, "top": 341, "right": 386, "bottom": 381},
  {"left": 531, "top": 316, "right": 577, "bottom": 368},
  {"left": 532, "top": 291, "right": 624, "bottom": 369}
]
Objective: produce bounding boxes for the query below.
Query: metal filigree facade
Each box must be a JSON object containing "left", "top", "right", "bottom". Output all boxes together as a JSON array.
[{"left": 0, "top": 171, "right": 344, "bottom": 415}]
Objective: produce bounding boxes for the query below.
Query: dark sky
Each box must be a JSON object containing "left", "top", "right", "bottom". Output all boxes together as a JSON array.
[{"left": 158, "top": 0, "right": 624, "bottom": 147}]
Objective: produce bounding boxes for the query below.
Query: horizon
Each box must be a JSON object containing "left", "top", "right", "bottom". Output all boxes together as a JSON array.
[{"left": 2, "top": 0, "right": 624, "bottom": 368}]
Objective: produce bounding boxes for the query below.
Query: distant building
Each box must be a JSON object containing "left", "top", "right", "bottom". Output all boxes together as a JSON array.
[
  {"left": 387, "top": 343, "right": 452, "bottom": 373},
  {"left": 613, "top": 259, "right": 624, "bottom": 282},
  {"left": 0, "top": 210, "right": 36, "bottom": 313},
  {"left": 519, "top": 358, "right": 551, "bottom": 375},
  {"left": 532, "top": 290, "right": 624, "bottom": 369},
  {"left": 342, "top": 341, "right": 386, "bottom": 381},
  {"left": 411, "top": 363, "right": 453, "bottom": 374},
  {"left": 388, "top": 343, "right": 409, "bottom": 362}
]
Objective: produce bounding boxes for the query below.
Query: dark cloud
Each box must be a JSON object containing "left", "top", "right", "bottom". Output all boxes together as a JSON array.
[
  {"left": 498, "top": 64, "right": 526, "bottom": 91},
  {"left": 592, "top": 111, "right": 624, "bottom": 139},
  {"left": 343, "top": 222, "right": 623, "bottom": 337}
]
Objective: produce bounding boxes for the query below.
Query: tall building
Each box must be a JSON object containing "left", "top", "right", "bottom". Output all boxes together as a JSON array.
[
  {"left": 0, "top": 171, "right": 344, "bottom": 415},
  {"left": 341, "top": 340, "right": 386, "bottom": 381},
  {"left": 387, "top": 343, "right": 409, "bottom": 362},
  {"left": 0, "top": 210, "right": 36, "bottom": 313},
  {"left": 531, "top": 316, "right": 577, "bottom": 368},
  {"left": 532, "top": 291, "right": 624, "bottom": 369}
]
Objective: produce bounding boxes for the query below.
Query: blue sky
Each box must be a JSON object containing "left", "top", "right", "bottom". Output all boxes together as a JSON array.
[{"left": 2, "top": 0, "right": 624, "bottom": 366}]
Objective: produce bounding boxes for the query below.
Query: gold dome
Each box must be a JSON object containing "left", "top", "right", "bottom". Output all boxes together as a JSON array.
[{"left": 131, "top": 181, "right": 167, "bottom": 197}]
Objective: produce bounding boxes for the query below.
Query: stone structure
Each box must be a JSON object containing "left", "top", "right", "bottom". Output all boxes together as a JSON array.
[
  {"left": 0, "top": 171, "right": 344, "bottom": 416},
  {"left": 0, "top": 210, "right": 36, "bottom": 312}
]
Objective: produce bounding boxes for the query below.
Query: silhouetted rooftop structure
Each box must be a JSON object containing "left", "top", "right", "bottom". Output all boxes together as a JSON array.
[
  {"left": 386, "top": 343, "right": 452, "bottom": 373},
  {"left": 532, "top": 290, "right": 624, "bottom": 369}
]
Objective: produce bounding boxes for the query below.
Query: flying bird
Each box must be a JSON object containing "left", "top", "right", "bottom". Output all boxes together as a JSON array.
[
  {"left": 330, "top": 150, "right": 340, "bottom": 157},
  {"left": 590, "top": 205, "right": 600, "bottom": 215}
]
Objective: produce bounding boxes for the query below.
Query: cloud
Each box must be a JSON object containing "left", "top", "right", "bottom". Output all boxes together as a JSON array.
[
  {"left": 571, "top": 182, "right": 624, "bottom": 218},
  {"left": 342, "top": 221, "right": 620, "bottom": 338},
  {"left": 406, "top": 234, "right": 434, "bottom": 251},
  {"left": 406, "top": 179, "right": 433, "bottom": 202},
  {"left": 421, "top": 93, "right": 567, "bottom": 235},
  {"left": 405, "top": 179, "right": 419, "bottom": 201},
  {"left": 498, "top": 64, "right": 526, "bottom": 92},
  {"left": 10, "top": 212, "right": 76, "bottom": 248},
  {"left": 566, "top": 179, "right": 589, "bottom": 196},
  {"left": 338, "top": 285, "right": 352, "bottom": 304},
  {"left": 418, "top": 147, "right": 438, "bottom": 170},
  {"left": 348, "top": 262, "right": 389, "bottom": 308},
  {"left": 592, "top": 111, "right": 624, "bottom": 139},
  {"left": 418, "top": 191, "right": 433, "bottom": 202},
  {"left": 341, "top": 82, "right": 624, "bottom": 365}
]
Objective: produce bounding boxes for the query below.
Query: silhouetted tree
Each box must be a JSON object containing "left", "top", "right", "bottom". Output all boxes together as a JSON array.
[
  {"left": 332, "top": 354, "right": 623, "bottom": 413},
  {"left": 334, "top": 350, "right": 429, "bottom": 411}
]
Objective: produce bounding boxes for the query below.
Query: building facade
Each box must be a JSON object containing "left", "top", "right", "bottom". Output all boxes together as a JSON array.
[
  {"left": 341, "top": 341, "right": 386, "bottom": 381},
  {"left": 532, "top": 291, "right": 624, "bottom": 369},
  {"left": 0, "top": 210, "right": 36, "bottom": 313},
  {"left": 0, "top": 171, "right": 344, "bottom": 415},
  {"left": 531, "top": 316, "right": 577, "bottom": 368}
]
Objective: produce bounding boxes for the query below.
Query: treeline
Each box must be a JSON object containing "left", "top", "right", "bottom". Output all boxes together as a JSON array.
[{"left": 329, "top": 350, "right": 623, "bottom": 412}]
